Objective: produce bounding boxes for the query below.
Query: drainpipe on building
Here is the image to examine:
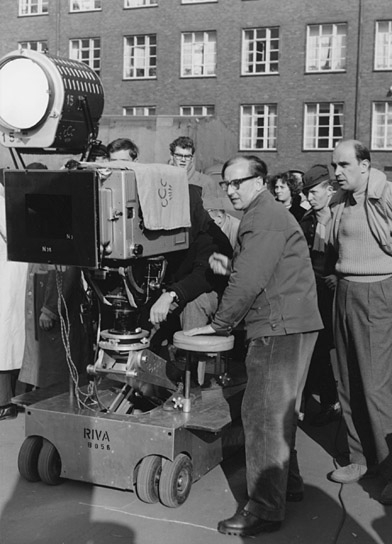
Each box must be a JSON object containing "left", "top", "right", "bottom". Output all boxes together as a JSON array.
[
  {"left": 354, "top": 0, "right": 362, "bottom": 139},
  {"left": 55, "top": 0, "right": 61, "bottom": 57}
]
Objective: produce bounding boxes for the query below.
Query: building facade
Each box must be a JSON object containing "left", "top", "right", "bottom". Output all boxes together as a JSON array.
[{"left": 0, "top": 0, "right": 391, "bottom": 173}]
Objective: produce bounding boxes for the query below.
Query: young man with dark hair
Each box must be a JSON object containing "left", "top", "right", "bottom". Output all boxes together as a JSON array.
[{"left": 169, "top": 136, "right": 217, "bottom": 200}]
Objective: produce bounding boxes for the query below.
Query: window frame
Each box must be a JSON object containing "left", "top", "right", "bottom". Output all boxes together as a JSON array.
[
  {"left": 303, "top": 102, "right": 344, "bottom": 150},
  {"left": 123, "top": 106, "right": 157, "bottom": 116},
  {"left": 69, "top": 37, "right": 101, "bottom": 75},
  {"left": 18, "top": 40, "right": 48, "bottom": 53},
  {"left": 123, "top": 34, "right": 157, "bottom": 80},
  {"left": 371, "top": 101, "right": 392, "bottom": 149},
  {"left": 70, "top": 0, "right": 102, "bottom": 12},
  {"left": 181, "top": 1, "right": 217, "bottom": 3},
  {"left": 306, "top": 23, "right": 347, "bottom": 73},
  {"left": 18, "top": 0, "right": 48, "bottom": 16},
  {"left": 240, "top": 104, "right": 277, "bottom": 151},
  {"left": 124, "top": 0, "right": 158, "bottom": 8},
  {"left": 179, "top": 105, "right": 215, "bottom": 116},
  {"left": 241, "top": 26, "right": 279, "bottom": 76},
  {"left": 181, "top": 31, "right": 217, "bottom": 78},
  {"left": 374, "top": 20, "right": 392, "bottom": 71}
]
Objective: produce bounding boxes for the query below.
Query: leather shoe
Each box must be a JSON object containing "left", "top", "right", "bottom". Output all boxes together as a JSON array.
[
  {"left": 330, "top": 463, "right": 367, "bottom": 483},
  {"left": 0, "top": 404, "right": 18, "bottom": 421},
  {"left": 217, "top": 509, "right": 281, "bottom": 537},
  {"left": 380, "top": 480, "right": 392, "bottom": 505}
]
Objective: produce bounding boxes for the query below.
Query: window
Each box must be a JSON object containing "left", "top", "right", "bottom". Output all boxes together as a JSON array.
[
  {"left": 124, "top": 0, "right": 158, "bottom": 7},
  {"left": 240, "top": 104, "right": 277, "bottom": 150},
  {"left": 306, "top": 23, "right": 347, "bottom": 72},
  {"left": 19, "top": 0, "right": 48, "bottom": 15},
  {"left": 180, "top": 105, "right": 215, "bottom": 116},
  {"left": 69, "top": 38, "right": 101, "bottom": 75},
  {"left": 372, "top": 102, "right": 392, "bottom": 149},
  {"left": 70, "top": 0, "right": 101, "bottom": 11},
  {"left": 123, "top": 106, "right": 156, "bottom": 116},
  {"left": 124, "top": 35, "right": 157, "bottom": 79},
  {"left": 304, "top": 103, "right": 343, "bottom": 150},
  {"left": 242, "top": 27, "right": 279, "bottom": 75},
  {"left": 19, "top": 40, "right": 48, "bottom": 53},
  {"left": 375, "top": 21, "right": 392, "bottom": 70},
  {"left": 181, "top": 31, "right": 217, "bottom": 77}
]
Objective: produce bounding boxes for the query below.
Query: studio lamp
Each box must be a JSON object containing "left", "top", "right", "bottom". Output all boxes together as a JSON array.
[{"left": 0, "top": 49, "right": 104, "bottom": 153}]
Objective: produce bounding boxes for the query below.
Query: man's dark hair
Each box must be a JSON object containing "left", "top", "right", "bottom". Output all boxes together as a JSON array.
[
  {"left": 353, "top": 141, "right": 371, "bottom": 164},
  {"left": 107, "top": 137, "right": 139, "bottom": 160},
  {"left": 169, "top": 136, "right": 195, "bottom": 155},
  {"left": 221, "top": 155, "right": 268, "bottom": 181},
  {"left": 26, "top": 162, "right": 48, "bottom": 170}
]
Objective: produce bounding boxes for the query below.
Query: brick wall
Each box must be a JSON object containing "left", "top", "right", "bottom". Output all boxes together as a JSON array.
[{"left": 0, "top": 0, "right": 391, "bottom": 173}]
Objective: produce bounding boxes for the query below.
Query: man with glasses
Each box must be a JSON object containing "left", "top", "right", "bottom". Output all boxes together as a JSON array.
[
  {"left": 169, "top": 136, "right": 217, "bottom": 200},
  {"left": 185, "top": 155, "right": 322, "bottom": 537}
]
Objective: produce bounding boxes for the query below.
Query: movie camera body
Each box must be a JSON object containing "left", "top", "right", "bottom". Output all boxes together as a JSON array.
[{"left": 1, "top": 49, "right": 245, "bottom": 508}]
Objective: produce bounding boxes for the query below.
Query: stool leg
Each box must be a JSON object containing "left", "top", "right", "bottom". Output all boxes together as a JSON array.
[
  {"left": 214, "top": 353, "right": 222, "bottom": 375},
  {"left": 183, "top": 352, "right": 192, "bottom": 413}
]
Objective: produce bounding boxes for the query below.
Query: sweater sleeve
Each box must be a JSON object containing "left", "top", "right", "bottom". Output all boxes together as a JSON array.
[{"left": 169, "top": 231, "right": 219, "bottom": 307}]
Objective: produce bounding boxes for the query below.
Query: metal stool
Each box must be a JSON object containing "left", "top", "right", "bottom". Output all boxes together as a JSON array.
[{"left": 172, "top": 331, "right": 235, "bottom": 412}]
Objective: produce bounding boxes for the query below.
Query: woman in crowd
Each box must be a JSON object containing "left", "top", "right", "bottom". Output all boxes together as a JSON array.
[{"left": 269, "top": 171, "right": 306, "bottom": 222}]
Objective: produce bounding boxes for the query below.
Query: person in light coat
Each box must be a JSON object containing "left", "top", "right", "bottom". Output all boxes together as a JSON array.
[{"left": 0, "top": 172, "right": 28, "bottom": 420}]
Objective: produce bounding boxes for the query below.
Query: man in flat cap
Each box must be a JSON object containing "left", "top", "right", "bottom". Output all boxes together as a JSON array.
[{"left": 300, "top": 164, "right": 340, "bottom": 426}]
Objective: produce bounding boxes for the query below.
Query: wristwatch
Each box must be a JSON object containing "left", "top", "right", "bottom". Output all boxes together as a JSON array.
[{"left": 168, "top": 291, "right": 179, "bottom": 303}]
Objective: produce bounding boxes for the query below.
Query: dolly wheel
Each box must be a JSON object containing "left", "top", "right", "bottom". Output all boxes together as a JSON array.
[
  {"left": 37, "top": 439, "right": 62, "bottom": 485},
  {"left": 159, "top": 454, "right": 193, "bottom": 508},
  {"left": 136, "top": 455, "right": 162, "bottom": 503},
  {"left": 18, "top": 436, "right": 43, "bottom": 482}
]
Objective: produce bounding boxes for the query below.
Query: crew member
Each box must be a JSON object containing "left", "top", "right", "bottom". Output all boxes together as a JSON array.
[{"left": 185, "top": 155, "right": 322, "bottom": 537}]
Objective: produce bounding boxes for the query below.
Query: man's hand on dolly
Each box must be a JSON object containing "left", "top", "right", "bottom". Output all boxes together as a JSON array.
[{"left": 183, "top": 324, "right": 215, "bottom": 336}]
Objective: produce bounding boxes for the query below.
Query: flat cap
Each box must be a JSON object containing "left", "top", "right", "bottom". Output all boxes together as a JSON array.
[{"left": 303, "top": 164, "right": 331, "bottom": 191}]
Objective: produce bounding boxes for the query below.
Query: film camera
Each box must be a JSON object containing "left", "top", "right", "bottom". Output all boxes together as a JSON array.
[{"left": 0, "top": 48, "right": 189, "bottom": 398}]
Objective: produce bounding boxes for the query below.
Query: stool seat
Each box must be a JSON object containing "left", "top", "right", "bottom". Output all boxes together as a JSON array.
[{"left": 173, "top": 331, "right": 234, "bottom": 353}]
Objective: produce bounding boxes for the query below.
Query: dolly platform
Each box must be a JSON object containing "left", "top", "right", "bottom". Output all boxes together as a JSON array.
[{"left": 15, "top": 334, "right": 246, "bottom": 508}]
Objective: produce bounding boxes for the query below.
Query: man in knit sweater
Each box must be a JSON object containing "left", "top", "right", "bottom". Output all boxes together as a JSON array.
[{"left": 328, "top": 139, "right": 392, "bottom": 505}]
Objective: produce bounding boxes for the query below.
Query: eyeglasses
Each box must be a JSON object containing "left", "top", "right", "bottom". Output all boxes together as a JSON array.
[
  {"left": 173, "top": 152, "right": 193, "bottom": 161},
  {"left": 219, "top": 175, "right": 256, "bottom": 191}
]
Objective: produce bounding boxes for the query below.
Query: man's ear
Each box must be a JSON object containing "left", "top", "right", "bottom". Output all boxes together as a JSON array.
[{"left": 360, "top": 159, "right": 370, "bottom": 174}]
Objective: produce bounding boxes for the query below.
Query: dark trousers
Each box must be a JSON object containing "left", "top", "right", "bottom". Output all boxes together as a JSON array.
[
  {"left": 305, "top": 282, "right": 338, "bottom": 406},
  {"left": 243, "top": 332, "right": 318, "bottom": 521},
  {"left": 0, "top": 370, "right": 18, "bottom": 406},
  {"left": 333, "top": 277, "right": 392, "bottom": 475}
]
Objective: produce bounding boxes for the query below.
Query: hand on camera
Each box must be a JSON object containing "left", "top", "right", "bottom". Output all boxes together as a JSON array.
[{"left": 149, "top": 292, "right": 174, "bottom": 326}]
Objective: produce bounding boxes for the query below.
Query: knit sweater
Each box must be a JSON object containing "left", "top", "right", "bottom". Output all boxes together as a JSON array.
[{"left": 336, "top": 191, "right": 392, "bottom": 278}]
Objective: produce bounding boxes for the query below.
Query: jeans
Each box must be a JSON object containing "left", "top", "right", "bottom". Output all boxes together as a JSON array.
[{"left": 243, "top": 332, "right": 318, "bottom": 521}]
